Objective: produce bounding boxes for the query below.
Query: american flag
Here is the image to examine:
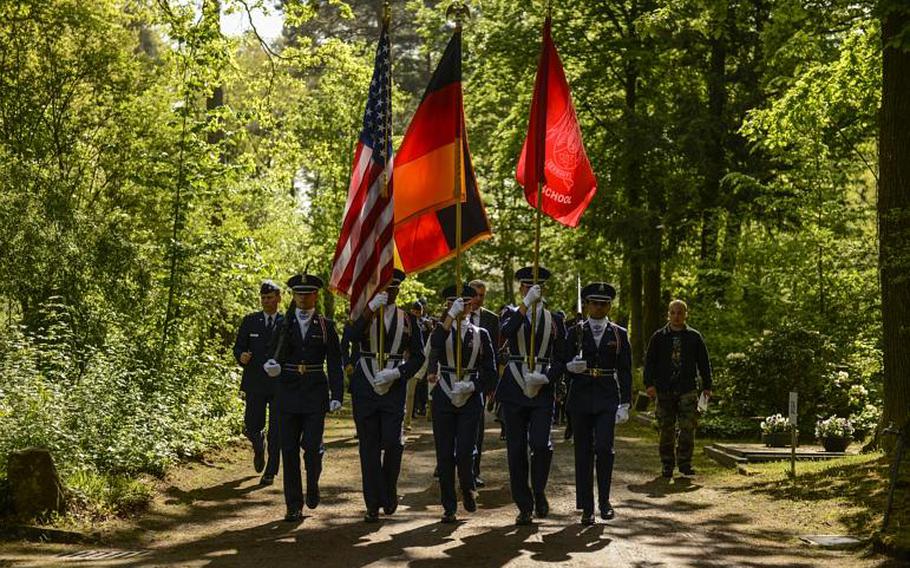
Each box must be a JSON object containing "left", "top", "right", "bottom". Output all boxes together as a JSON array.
[{"left": 330, "top": 22, "right": 395, "bottom": 318}]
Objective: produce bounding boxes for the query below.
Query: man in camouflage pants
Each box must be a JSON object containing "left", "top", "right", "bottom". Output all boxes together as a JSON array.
[{"left": 643, "top": 300, "right": 712, "bottom": 478}]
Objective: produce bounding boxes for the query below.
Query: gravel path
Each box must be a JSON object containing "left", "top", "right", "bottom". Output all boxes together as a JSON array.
[{"left": 0, "top": 415, "right": 897, "bottom": 567}]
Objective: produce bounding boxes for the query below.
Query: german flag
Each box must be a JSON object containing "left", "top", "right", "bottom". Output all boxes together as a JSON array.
[{"left": 392, "top": 31, "right": 491, "bottom": 273}]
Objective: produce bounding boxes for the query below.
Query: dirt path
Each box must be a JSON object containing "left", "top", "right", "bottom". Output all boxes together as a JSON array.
[{"left": 0, "top": 415, "right": 899, "bottom": 567}]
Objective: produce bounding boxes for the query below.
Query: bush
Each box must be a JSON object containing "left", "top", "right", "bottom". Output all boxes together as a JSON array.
[
  {"left": 718, "top": 326, "right": 837, "bottom": 435},
  {"left": 698, "top": 408, "right": 759, "bottom": 439},
  {"left": 0, "top": 309, "right": 243, "bottom": 486},
  {"left": 713, "top": 325, "right": 881, "bottom": 436}
]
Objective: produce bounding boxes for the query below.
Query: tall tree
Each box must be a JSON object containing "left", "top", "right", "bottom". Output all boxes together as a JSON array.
[{"left": 877, "top": 0, "right": 910, "bottom": 553}]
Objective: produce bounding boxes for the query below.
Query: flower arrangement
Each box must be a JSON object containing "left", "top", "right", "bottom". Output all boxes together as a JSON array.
[
  {"left": 760, "top": 413, "right": 790, "bottom": 435},
  {"left": 815, "top": 415, "right": 855, "bottom": 439}
]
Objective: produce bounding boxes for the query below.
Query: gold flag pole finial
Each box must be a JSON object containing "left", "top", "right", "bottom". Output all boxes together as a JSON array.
[{"left": 446, "top": 2, "right": 470, "bottom": 31}]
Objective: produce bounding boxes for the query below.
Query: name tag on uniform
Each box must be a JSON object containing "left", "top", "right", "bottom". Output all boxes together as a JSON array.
[{"left": 250, "top": 333, "right": 260, "bottom": 338}]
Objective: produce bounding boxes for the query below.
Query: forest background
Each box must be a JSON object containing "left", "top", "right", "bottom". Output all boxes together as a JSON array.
[{"left": 0, "top": 0, "right": 907, "bottom": 548}]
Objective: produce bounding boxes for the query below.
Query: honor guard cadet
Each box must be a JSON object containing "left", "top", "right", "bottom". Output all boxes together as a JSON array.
[
  {"left": 263, "top": 274, "right": 344, "bottom": 522},
  {"left": 349, "top": 269, "right": 425, "bottom": 522},
  {"left": 496, "top": 266, "right": 567, "bottom": 525},
  {"left": 427, "top": 285, "right": 497, "bottom": 524},
  {"left": 232, "top": 280, "right": 284, "bottom": 485},
  {"left": 467, "top": 279, "right": 500, "bottom": 488},
  {"left": 563, "top": 282, "right": 632, "bottom": 525}
]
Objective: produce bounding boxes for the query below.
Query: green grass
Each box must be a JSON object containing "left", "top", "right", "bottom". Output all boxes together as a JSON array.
[
  {"left": 622, "top": 412, "right": 890, "bottom": 539},
  {"left": 64, "top": 470, "right": 154, "bottom": 522}
]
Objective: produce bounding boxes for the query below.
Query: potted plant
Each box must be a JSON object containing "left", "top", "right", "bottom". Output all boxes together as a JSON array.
[
  {"left": 815, "top": 415, "right": 854, "bottom": 452},
  {"left": 760, "top": 413, "right": 792, "bottom": 447}
]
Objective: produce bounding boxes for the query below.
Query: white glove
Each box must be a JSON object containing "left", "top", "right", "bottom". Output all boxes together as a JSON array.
[
  {"left": 615, "top": 404, "right": 630, "bottom": 425},
  {"left": 452, "top": 381, "right": 476, "bottom": 395},
  {"left": 523, "top": 370, "right": 548, "bottom": 398},
  {"left": 447, "top": 298, "right": 465, "bottom": 319},
  {"left": 372, "top": 367, "right": 401, "bottom": 395},
  {"left": 368, "top": 292, "right": 389, "bottom": 312},
  {"left": 375, "top": 367, "right": 401, "bottom": 385},
  {"left": 329, "top": 400, "right": 342, "bottom": 413},
  {"left": 263, "top": 359, "right": 281, "bottom": 378},
  {"left": 524, "top": 371, "right": 549, "bottom": 386},
  {"left": 522, "top": 284, "right": 542, "bottom": 308},
  {"left": 566, "top": 357, "right": 588, "bottom": 374}
]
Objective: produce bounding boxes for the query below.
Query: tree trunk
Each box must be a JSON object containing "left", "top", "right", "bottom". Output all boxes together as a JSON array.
[
  {"left": 628, "top": 255, "right": 644, "bottom": 367},
  {"left": 643, "top": 216, "right": 663, "bottom": 341},
  {"left": 698, "top": 7, "right": 729, "bottom": 300},
  {"left": 622, "top": 2, "right": 645, "bottom": 366},
  {"left": 877, "top": 3, "right": 910, "bottom": 554}
]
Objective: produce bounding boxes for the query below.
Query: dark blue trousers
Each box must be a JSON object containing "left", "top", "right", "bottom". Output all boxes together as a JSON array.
[
  {"left": 432, "top": 401, "right": 481, "bottom": 514},
  {"left": 353, "top": 403, "right": 404, "bottom": 512},
  {"left": 571, "top": 404, "right": 618, "bottom": 512},
  {"left": 502, "top": 402, "right": 554, "bottom": 514},
  {"left": 244, "top": 391, "right": 280, "bottom": 476},
  {"left": 280, "top": 411, "right": 325, "bottom": 510},
  {"left": 473, "top": 394, "right": 485, "bottom": 479}
]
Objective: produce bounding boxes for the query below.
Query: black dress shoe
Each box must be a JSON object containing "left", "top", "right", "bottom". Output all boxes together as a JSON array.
[
  {"left": 563, "top": 425, "right": 573, "bottom": 440},
  {"left": 253, "top": 446, "right": 265, "bottom": 473},
  {"left": 581, "top": 511, "right": 596, "bottom": 526},
  {"left": 661, "top": 466, "right": 674, "bottom": 479},
  {"left": 364, "top": 509, "right": 380, "bottom": 523},
  {"left": 600, "top": 503, "right": 615, "bottom": 520},
  {"left": 306, "top": 487, "right": 320, "bottom": 509},
  {"left": 284, "top": 508, "right": 302, "bottom": 522},
  {"left": 441, "top": 511, "right": 457, "bottom": 524},
  {"left": 515, "top": 511, "right": 534, "bottom": 526},
  {"left": 259, "top": 474, "right": 274, "bottom": 486},
  {"left": 463, "top": 490, "right": 477, "bottom": 513},
  {"left": 679, "top": 465, "right": 696, "bottom": 476},
  {"left": 383, "top": 500, "right": 398, "bottom": 515},
  {"left": 474, "top": 476, "right": 485, "bottom": 488},
  {"left": 534, "top": 493, "right": 549, "bottom": 518}
]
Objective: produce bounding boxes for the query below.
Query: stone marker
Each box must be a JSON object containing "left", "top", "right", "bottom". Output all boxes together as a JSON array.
[
  {"left": 7, "top": 447, "right": 66, "bottom": 519},
  {"left": 800, "top": 535, "right": 864, "bottom": 549}
]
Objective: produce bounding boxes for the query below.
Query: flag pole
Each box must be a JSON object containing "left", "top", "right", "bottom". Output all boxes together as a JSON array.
[
  {"left": 378, "top": 0, "right": 392, "bottom": 371},
  {"left": 529, "top": 0, "right": 552, "bottom": 370},
  {"left": 448, "top": 1, "right": 469, "bottom": 380}
]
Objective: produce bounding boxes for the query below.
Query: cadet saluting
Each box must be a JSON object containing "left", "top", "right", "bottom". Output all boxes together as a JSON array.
[
  {"left": 427, "top": 285, "right": 497, "bottom": 524},
  {"left": 563, "top": 282, "right": 632, "bottom": 525},
  {"left": 263, "top": 274, "right": 344, "bottom": 522},
  {"left": 496, "top": 266, "right": 567, "bottom": 526},
  {"left": 349, "top": 269, "right": 425, "bottom": 522},
  {"left": 232, "top": 280, "right": 284, "bottom": 486}
]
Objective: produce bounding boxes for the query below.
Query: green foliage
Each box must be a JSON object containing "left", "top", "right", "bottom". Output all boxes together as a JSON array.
[
  {"left": 0, "top": 304, "right": 242, "bottom": 479},
  {"left": 698, "top": 409, "right": 759, "bottom": 439},
  {"left": 717, "top": 326, "right": 881, "bottom": 436},
  {"left": 65, "top": 470, "right": 154, "bottom": 520}
]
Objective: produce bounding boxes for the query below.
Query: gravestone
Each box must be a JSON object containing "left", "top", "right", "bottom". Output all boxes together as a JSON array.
[{"left": 7, "top": 447, "right": 66, "bottom": 519}]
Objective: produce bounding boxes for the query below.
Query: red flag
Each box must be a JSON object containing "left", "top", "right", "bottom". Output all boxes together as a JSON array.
[{"left": 516, "top": 17, "right": 597, "bottom": 228}]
